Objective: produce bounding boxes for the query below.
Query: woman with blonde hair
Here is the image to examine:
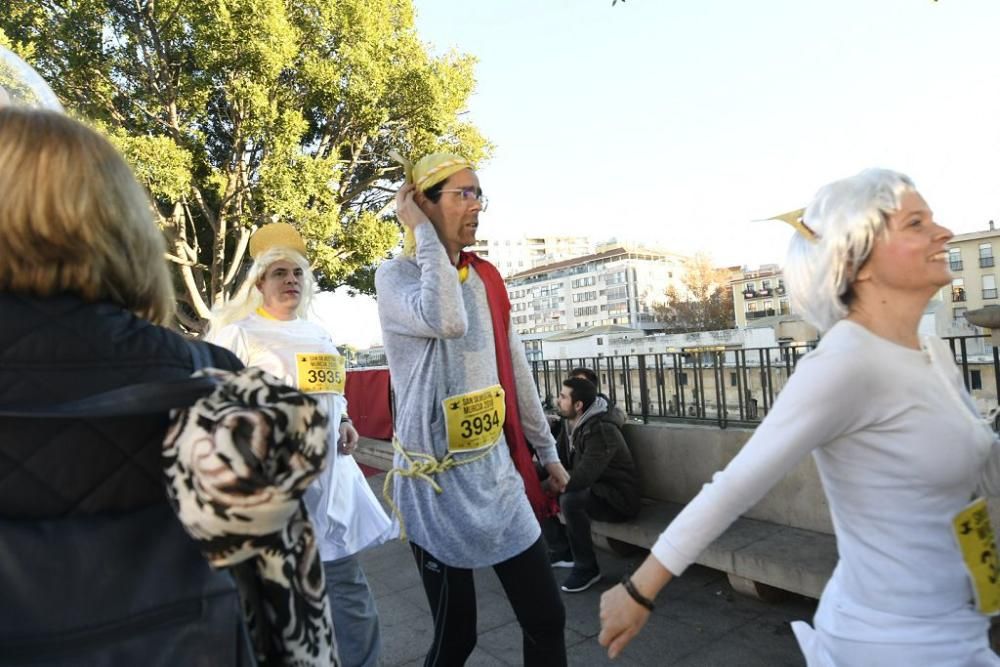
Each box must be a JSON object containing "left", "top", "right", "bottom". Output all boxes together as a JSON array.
[
  {"left": 599, "top": 168, "right": 1000, "bottom": 666},
  {"left": 0, "top": 106, "right": 251, "bottom": 663},
  {"left": 209, "top": 223, "right": 394, "bottom": 667}
]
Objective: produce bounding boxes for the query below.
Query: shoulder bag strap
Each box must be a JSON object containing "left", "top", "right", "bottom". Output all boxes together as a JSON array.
[{"left": 0, "top": 339, "right": 219, "bottom": 418}]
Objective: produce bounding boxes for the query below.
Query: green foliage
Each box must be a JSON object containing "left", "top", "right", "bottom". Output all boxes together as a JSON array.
[
  {"left": 654, "top": 254, "right": 737, "bottom": 334},
  {"left": 1, "top": 0, "right": 491, "bottom": 329}
]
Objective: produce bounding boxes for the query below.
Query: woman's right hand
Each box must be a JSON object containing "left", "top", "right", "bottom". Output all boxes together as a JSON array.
[
  {"left": 396, "top": 183, "right": 431, "bottom": 231},
  {"left": 598, "top": 556, "right": 673, "bottom": 659}
]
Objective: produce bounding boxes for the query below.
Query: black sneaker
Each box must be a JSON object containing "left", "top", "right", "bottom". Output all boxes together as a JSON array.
[
  {"left": 561, "top": 569, "right": 601, "bottom": 593},
  {"left": 549, "top": 550, "right": 574, "bottom": 569}
]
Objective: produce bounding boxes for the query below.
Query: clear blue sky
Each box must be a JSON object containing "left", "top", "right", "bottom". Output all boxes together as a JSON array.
[
  {"left": 325, "top": 0, "right": 1000, "bottom": 347},
  {"left": 413, "top": 0, "right": 1000, "bottom": 267}
]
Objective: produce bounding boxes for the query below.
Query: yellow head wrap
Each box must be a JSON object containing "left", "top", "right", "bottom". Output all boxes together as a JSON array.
[{"left": 390, "top": 150, "right": 474, "bottom": 256}]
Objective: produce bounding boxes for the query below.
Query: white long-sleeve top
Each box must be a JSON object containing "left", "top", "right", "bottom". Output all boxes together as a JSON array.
[
  {"left": 209, "top": 314, "right": 394, "bottom": 561},
  {"left": 653, "top": 320, "right": 1000, "bottom": 645}
]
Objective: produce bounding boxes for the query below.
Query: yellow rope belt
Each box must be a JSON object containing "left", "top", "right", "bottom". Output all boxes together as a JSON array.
[{"left": 382, "top": 434, "right": 499, "bottom": 542}]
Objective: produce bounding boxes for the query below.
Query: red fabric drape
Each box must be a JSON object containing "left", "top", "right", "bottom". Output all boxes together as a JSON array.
[
  {"left": 460, "top": 252, "right": 559, "bottom": 520},
  {"left": 344, "top": 368, "right": 393, "bottom": 441}
]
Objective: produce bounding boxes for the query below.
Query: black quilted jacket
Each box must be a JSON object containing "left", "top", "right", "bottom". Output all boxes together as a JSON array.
[{"left": 0, "top": 293, "right": 253, "bottom": 665}]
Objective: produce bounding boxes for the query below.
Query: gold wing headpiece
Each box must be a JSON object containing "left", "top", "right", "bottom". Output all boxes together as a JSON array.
[{"left": 758, "top": 208, "right": 817, "bottom": 243}]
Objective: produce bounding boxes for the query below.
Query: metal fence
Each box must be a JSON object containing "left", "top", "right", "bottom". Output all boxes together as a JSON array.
[{"left": 530, "top": 334, "right": 1000, "bottom": 429}]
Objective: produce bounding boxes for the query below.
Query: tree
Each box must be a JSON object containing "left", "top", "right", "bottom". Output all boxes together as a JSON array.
[
  {"left": 0, "top": 1, "right": 491, "bottom": 330},
  {"left": 654, "top": 254, "right": 736, "bottom": 333}
]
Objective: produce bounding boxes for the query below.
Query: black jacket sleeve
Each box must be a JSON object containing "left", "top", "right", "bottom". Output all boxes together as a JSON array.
[{"left": 564, "top": 420, "right": 626, "bottom": 493}]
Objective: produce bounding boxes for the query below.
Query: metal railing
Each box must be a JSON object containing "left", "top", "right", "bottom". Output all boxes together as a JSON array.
[{"left": 531, "top": 334, "right": 1000, "bottom": 429}]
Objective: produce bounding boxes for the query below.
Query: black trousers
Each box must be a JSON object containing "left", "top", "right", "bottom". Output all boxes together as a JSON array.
[
  {"left": 543, "top": 487, "right": 627, "bottom": 572},
  {"left": 410, "top": 536, "right": 567, "bottom": 667}
]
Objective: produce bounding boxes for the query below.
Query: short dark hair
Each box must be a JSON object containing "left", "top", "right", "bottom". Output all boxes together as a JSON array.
[
  {"left": 563, "top": 377, "right": 597, "bottom": 412},
  {"left": 570, "top": 367, "right": 598, "bottom": 385},
  {"left": 422, "top": 179, "right": 446, "bottom": 204}
]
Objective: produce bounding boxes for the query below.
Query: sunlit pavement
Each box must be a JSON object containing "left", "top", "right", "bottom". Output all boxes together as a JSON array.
[{"left": 359, "top": 472, "right": 816, "bottom": 666}]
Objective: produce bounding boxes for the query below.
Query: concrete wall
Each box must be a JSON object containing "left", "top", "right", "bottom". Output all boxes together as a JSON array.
[{"left": 622, "top": 421, "right": 834, "bottom": 535}]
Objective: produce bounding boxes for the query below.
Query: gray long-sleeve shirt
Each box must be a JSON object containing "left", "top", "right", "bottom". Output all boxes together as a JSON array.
[{"left": 375, "top": 223, "right": 558, "bottom": 567}]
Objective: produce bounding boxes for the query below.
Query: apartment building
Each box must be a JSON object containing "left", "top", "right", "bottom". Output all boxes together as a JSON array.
[
  {"left": 466, "top": 235, "right": 594, "bottom": 277},
  {"left": 505, "top": 244, "right": 689, "bottom": 361},
  {"left": 730, "top": 264, "right": 791, "bottom": 328},
  {"left": 942, "top": 223, "right": 1000, "bottom": 334}
]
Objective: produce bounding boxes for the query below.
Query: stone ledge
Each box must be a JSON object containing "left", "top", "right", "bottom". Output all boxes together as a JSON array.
[
  {"left": 590, "top": 499, "right": 836, "bottom": 599},
  {"left": 356, "top": 436, "right": 394, "bottom": 471},
  {"left": 354, "top": 437, "right": 837, "bottom": 600}
]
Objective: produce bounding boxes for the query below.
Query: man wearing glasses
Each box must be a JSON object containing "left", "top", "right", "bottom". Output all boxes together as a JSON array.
[{"left": 376, "top": 152, "right": 570, "bottom": 667}]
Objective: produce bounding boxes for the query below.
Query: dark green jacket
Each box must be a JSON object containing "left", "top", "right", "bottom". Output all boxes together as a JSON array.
[{"left": 557, "top": 402, "right": 640, "bottom": 518}]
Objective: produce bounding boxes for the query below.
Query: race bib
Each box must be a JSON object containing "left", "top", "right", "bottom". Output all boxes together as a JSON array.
[
  {"left": 442, "top": 385, "right": 506, "bottom": 453},
  {"left": 295, "top": 353, "right": 346, "bottom": 394},
  {"left": 953, "top": 497, "right": 1000, "bottom": 615}
]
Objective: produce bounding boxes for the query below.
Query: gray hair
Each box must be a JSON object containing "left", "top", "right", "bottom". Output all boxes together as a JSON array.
[{"left": 785, "top": 168, "right": 916, "bottom": 332}]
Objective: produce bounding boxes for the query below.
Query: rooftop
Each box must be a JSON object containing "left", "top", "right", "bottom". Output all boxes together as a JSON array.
[
  {"left": 543, "top": 324, "right": 646, "bottom": 342},
  {"left": 950, "top": 225, "right": 1000, "bottom": 244},
  {"left": 507, "top": 244, "right": 686, "bottom": 282}
]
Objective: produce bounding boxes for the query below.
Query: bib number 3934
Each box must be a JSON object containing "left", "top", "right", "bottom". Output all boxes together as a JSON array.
[
  {"left": 442, "top": 385, "right": 506, "bottom": 453},
  {"left": 953, "top": 497, "right": 1000, "bottom": 615},
  {"left": 295, "top": 353, "right": 346, "bottom": 394}
]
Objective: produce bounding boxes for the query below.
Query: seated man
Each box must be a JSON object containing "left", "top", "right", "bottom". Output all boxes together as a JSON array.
[
  {"left": 569, "top": 367, "right": 626, "bottom": 425},
  {"left": 544, "top": 377, "right": 641, "bottom": 593}
]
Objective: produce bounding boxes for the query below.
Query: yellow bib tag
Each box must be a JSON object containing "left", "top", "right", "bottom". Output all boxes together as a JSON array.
[
  {"left": 442, "top": 385, "right": 506, "bottom": 453},
  {"left": 953, "top": 497, "right": 1000, "bottom": 615},
  {"left": 295, "top": 353, "right": 346, "bottom": 394}
]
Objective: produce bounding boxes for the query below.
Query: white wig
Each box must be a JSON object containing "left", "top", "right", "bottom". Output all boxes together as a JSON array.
[
  {"left": 207, "top": 246, "right": 315, "bottom": 336},
  {"left": 785, "top": 168, "right": 916, "bottom": 332}
]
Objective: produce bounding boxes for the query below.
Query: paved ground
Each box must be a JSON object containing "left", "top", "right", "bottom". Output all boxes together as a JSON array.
[{"left": 358, "top": 472, "right": 816, "bottom": 667}]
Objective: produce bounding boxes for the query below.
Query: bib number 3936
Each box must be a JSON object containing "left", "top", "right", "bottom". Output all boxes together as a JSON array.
[
  {"left": 295, "top": 353, "right": 346, "bottom": 394},
  {"left": 442, "top": 385, "right": 506, "bottom": 453},
  {"left": 953, "top": 497, "right": 1000, "bottom": 615}
]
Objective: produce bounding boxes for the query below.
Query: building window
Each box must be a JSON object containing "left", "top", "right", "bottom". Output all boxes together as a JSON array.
[
  {"left": 971, "top": 369, "right": 983, "bottom": 390},
  {"left": 730, "top": 372, "right": 738, "bottom": 387},
  {"left": 953, "top": 306, "right": 967, "bottom": 323},
  {"left": 981, "top": 243, "right": 995, "bottom": 268},
  {"left": 678, "top": 372, "right": 688, "bottom": 386},
  {"left": 952, "top": 278, "right": 966, "bottom": 302},
  {"left": 984, "top": 275, "right": 998, "bottom": 300},
  {"left": 949, "top": 248, "right": 963, "bottom": 272},
  {"left": 596, "top": 337, "right": 604, "bottom": 345}
]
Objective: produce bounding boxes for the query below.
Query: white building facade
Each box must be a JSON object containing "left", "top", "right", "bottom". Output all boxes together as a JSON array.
[
  {"left": 505, "top": 245, "right": 689, "bottom": 361},
  {"left": 467, "top": 235, "right": 594, "bottom": 278}
]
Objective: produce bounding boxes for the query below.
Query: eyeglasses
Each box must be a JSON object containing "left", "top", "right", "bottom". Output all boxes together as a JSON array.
[{"left": 439, "top": 187, "right": 489, "bottom": 212}]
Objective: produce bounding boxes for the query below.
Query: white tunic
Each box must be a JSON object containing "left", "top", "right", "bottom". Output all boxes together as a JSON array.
[
  {"left": 209, "top": 314, "right": 394, "bottom": 561},
  {"left": 651, "top": 320, "right": 1000, "bottom": 665}
]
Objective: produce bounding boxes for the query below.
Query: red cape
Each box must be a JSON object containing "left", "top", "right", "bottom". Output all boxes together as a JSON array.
[{"left": 458, "top": 251, "right": 559, "bottom": 520}]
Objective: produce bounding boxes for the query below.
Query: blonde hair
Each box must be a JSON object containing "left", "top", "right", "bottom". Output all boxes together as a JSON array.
[
  {"left": 785, "top": 168, "right": 916, "bottom": 332},
  {"left": 207, "top": 246, "right": 315, "bottom": 335},
  {"left": 0, "top": 108, "right": 175, "bottom": 324}
]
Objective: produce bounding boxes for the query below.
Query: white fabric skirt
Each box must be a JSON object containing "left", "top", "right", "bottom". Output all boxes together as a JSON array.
[
  {"left": 792, "top": 576, "right": 999, "bottom": 667},
  {"left": 792, "top": 620, "right": 999, "bottom": 667},
  {"left": 322, "top": 454, "right": 397, "bottom": 558}
]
